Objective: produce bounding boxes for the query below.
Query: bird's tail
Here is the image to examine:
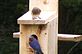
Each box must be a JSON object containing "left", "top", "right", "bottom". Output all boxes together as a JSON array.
[
  {"left": 40, "top": 51, "right": 44, "bottom": 54},
  {"left": 41, "top": 52, "right": 44, "bottom": 54},
  {"left": 35, "top": 51, "right": 44, "bottom": 54}
]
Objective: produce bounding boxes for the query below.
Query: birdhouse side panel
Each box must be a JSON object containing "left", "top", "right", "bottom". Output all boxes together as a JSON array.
[{"left": 47, "top": 18, "right": 58, "bottom": 54}]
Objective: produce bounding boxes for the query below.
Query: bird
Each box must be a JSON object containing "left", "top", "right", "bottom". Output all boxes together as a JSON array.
[
  {"left": 29, "top": 34, "right": 43, "bottom": 54},
  {"left": 31, "top": 7, "right": 41, "bottom": 20}
]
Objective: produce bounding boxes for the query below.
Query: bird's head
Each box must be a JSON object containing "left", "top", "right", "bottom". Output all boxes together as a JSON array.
[
  {"left": 31, "top": 7, "right": 41, "bottom": 16},
  {"left": 29, "top": 34, "right": 38, "bottom": 42},
  {"left": 29, "top": 36, "right": 34, "bottom": 42}
]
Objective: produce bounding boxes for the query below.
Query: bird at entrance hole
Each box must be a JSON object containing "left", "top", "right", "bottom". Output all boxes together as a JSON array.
[
  {"left": 31, "top": 7, "right": 41, "bottom": 20},
  {"left": 29, "top": 34, "right": 43, "bottom": 54}
]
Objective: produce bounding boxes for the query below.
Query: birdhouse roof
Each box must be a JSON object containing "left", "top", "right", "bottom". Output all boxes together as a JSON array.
[{"left": 17, "top": 11, "right": 57, "bottom": 24}]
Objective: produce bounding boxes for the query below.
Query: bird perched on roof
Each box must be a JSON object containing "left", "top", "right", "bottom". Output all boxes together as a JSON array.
[
  {"left": 31, "top": 7, "right": 41, "bottom": 20},
  {"left": 29, "top": 34, "right": 43, "bottom": 54}
]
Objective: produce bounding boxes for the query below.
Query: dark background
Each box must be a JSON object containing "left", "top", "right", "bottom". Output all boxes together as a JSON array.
[
  {"left": 0, "top": 0, "right": 82, "bottom": 54},
  {"left": 59, "top": 0, "right": 82, "bottom": 54}
]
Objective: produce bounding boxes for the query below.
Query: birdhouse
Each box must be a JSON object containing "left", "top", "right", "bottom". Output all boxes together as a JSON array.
[{"left": 15, "top": 0, "right": 58, "bottom": 54}]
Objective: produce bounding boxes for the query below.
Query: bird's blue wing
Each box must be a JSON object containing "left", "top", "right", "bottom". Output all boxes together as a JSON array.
[{"left": 29, "top": 38, "right": 42, "bottom": 52}]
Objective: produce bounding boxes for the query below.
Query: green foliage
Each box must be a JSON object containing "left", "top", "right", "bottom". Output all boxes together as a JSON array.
[
  {"left": 0, "top": 0, "right": 28, "bottom": 54},
  {"left": 59, "top": 0, "right": 82, "bottom": 54},
  {"left": 59, "top": 0, "right": 82, "bottom": 34}
]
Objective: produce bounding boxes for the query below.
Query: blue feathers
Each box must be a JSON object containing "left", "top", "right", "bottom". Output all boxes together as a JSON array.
[{"left": 29, "top": 34, "right": 43, "bottom": 54}]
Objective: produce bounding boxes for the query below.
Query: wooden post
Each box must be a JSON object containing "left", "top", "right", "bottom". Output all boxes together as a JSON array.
[
  {"left": 13, "top": 32, "right": 82, "bottom": 42},
  {"left": 29, "top": 0, "right": 58, "bottom": 12}
]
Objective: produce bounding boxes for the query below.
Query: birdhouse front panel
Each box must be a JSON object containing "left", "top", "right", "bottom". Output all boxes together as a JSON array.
[{"left": 19, "top": 24, "right": 48, "bottom": 54}]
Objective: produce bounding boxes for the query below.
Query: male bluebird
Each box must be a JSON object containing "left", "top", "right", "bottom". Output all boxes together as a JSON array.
[{"left": 29, "top": 34, "right": 43, "bottom": 54}]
